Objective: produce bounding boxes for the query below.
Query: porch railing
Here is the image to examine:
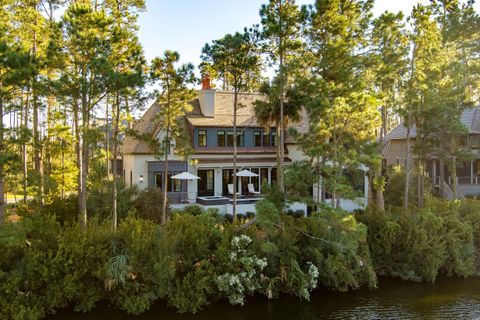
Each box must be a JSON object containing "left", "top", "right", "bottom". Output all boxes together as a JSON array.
[{"left": 447, "top": 176, "right": 480, "bottom": 185}]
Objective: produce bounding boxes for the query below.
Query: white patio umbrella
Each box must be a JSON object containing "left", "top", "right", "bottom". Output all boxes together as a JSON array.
[
  {"left": 235, "top": 169, "right": 259, "bottom": 177},
  {"left": 171, "top": 172, "right": 200, "bottom": 180}
]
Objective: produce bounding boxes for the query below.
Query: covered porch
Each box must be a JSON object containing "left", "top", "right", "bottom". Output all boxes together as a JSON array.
[{"left": 428, "top": 159, "right": 480, "bottom": 197}]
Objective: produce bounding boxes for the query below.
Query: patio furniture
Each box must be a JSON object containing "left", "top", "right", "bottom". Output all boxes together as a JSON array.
[
  {"left": 248, "top": 183, "right": 261, "bottom": 196},
  {"left": 228, "top": 184, "right": 241, "bottom": 196}
]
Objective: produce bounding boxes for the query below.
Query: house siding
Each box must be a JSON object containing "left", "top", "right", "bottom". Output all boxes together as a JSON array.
[
  {"left": 193, "top": 127, "right": 276, "bottom": 148},
  {"left": 384, "top": 139, "right": 412, "bottom": 167}
]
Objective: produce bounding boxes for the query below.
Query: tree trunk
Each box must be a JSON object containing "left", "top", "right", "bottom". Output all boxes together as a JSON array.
[
  {"left": 22, "top": 91, "right": 29, "bottom": 204},
  {"left": 439, "top": 161, "right": 445, "bottom": 198},
  {"left": 278, "top": 43, "right": 285, "bottom": 195},
  {"left": 0, "top": 96, "right": 5, "bottom": 223},
  {"left": 451, "top": 137, "right": 457, "bottom": 199},
  {"left": 404, "top": 110, "right": 412, "bottom": 209},
  {"left": 112, "top": 92, "right": 120, "bottom": 230},
  {"left": 162, "top": 135, "right": 169, "bottom": 225},
  {"left": 232, "top": 89, "right": 238, "bottom": 221}
]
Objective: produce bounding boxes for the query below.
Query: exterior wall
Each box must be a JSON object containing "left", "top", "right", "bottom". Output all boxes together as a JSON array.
[
  {"left": 193, "top": 126, "right": 276, "bottom": 148},
  {"left": 383, "top": 139, "right": 411, "bottom": 167}
]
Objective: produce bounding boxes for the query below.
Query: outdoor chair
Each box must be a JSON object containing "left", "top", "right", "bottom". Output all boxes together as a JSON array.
[
  {"left": 248, "top": 184, "right": 261, "bottom": 197},
  {"left": 228, "top": 184, "right": 241, "bottom": 196}
]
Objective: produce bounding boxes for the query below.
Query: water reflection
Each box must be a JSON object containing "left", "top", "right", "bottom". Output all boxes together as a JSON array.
[{"left": 50, "top": 277, "right": 480, "bottom": 320}]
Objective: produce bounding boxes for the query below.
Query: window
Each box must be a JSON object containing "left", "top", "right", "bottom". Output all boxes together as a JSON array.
[
  {"left": 217, "top": 130, "right": 225, "bottom": 146},
  {"left": 237, "top": 131, "right": 244, "bottom": 147},
  {"left": 155, "top": 172, "right": 163, "bottom": 189},
  {"left": 263, "top": 131, "right": 270, "bottom": 146},
  {"left": 459, "top": 135, "right": 467, "bottom": 148},
  {"left": 254, "top": 130, "right": 262, "bottom": 147},
  {"left": 167, "top": 171, "right": 182, "bottom": 192},
  {"left": 271, "top": 131, "right": 277, "bottom": 147},
  {"left": 227, "top": 130, "right": 234, "bottom": 147},
  {"left": 198, "top": 130, "right": 207, "bottom": 147},
  {"left": 161, "top": 140, "right": 171, "bottom": 154}
]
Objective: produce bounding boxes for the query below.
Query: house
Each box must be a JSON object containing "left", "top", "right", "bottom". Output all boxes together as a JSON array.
[
  {"left": 382, "top": 107, "right": 480, "bottom": 198},
  {"left": 120, "top": 78, "right": 369, "bottom": 214}
]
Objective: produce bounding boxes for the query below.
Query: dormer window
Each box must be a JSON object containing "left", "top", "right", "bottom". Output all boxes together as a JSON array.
[{"left": 198, "top": 130, "right": 207, "bottom": 147}]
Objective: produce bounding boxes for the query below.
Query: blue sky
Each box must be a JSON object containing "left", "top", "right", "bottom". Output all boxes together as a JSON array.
[{"left": 136, "top": 0, "right": 479, "bottom": 72}]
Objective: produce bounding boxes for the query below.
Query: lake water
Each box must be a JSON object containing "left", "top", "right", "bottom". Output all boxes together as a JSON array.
[{"left": 50, "top": 277, "right": 480, "bottom": 319}]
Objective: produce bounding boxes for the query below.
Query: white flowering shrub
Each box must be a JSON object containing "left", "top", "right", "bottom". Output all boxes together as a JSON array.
[{"left": 216, "top": 235, "right": 267, "bottom": 305}]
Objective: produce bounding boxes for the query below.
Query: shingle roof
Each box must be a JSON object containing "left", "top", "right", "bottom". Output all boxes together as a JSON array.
[
  {"left": 120, "top": 102, "right": 160, "bottom": 155},
  {"left": 185, "top": 91, "right": 265, "bottom": 127},
  {"left": 121, "top": 91, "right": 309, "bottom": 155},
  {"left": 385, "top": 107, "right": 480, "bottom": 141}
]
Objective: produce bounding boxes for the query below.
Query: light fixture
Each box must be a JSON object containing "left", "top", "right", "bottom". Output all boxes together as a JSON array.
[{"left": 139, "top": 175, "right": 144, "bottom": 183}]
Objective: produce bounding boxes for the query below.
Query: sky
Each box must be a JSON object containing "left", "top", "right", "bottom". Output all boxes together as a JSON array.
[{"left": 136, "top": 0, "right": 479, "bottom": 74}]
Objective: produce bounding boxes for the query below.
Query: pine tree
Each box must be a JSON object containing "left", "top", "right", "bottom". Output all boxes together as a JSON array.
[
  {"left": 104, "top": 0, "right": 146, "bottom": 230},
  {"left": 150, "top": 51, "right": 195, "bottom": 225},
  {"left": 0, "top": 2, "right": 32, "bottom": 221},
  {"left": 298, "top": 0, "right": 380, "bottom": 209},
  {"left": 57, "top": 3, "right": 114, "bottom": 226},
  {"left": 259, "top": 0, "right": 302, "bottom": 193},
  {"left": 371, "top": 11, "right": 409, "bottom": 209},
  {"left": 202, "top": 29, "right": 261, "bottom": 220}
]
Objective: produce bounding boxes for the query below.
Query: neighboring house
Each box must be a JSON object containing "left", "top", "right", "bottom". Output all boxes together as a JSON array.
[
  {"left": 120, "top": 79, "right": 369, "bottom": 214},
  {"left": 382, "top": 107, "right": 480, "bottom": 198}
]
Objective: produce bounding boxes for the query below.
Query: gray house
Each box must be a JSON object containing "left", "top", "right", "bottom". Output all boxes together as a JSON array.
[
  {"left": 382, "top": 107, "right": 480, "bottom": 198},
  {"left": 120, "top": 79, "right": 369, "bottom": 213}
]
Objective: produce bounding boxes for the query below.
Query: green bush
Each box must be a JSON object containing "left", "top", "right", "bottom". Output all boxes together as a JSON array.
[
  {"left": 153, "top": 213, "right": 222, "bottom": 313},
  {"left": 358, "top": 198, "right": 477, "bottom": 282},
  {"left": 133, "top": 188, "right": 170, "bottom": 223},
  {"left": 106, "top": 216, "right": 160, "bottom": 314}
]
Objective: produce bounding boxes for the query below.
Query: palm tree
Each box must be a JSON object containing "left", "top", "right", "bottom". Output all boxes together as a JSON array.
[{"left": 254, "top": 77, "right": 302, "bottom": 192}]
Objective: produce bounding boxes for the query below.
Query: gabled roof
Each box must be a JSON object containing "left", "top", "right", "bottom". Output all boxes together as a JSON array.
[
  {"left": 385, "top": 107, "right": 480, "bottom": 141},
  {"left": 120, "top": 90, "right": 310, "bottom": 155},
  {"left": 185, "top": 91, "right": 264, "bottom": 127},
  {"left": 121, "top": 91, "right": 266, "bottom": 155}
]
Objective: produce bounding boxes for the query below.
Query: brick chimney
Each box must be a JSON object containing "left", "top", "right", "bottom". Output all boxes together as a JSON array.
[
  {"left": 199, "top": 74, "right": 215, "bottom": 117},
  {"left": 201, "top": 75, "right": 212, "bottom": 90}
]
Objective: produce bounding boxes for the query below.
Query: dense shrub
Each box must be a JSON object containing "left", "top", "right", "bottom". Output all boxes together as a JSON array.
[
  {"left": 106, "top": 217, "right": 160, "bottom": 314},
  {"left": 2, "top": 197, "right": 480, "bottom": 319},
  {"left": 153, "top": 213, "right": 223, "bottom": 313},
  {"left": 133, "top": 188, "right": 170, "bottom": 223},
  {"left": 88, "top": 181, "right": 138, "bottom": 223},
  {"left": 358, "top": 198, "right": 476, "bottom": 282}
]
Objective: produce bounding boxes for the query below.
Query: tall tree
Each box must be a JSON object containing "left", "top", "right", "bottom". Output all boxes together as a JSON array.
[
  {"left": 371, "top": 11, "right": 409, "bottom": 209},
  {"left": 202, "top": 29, "right": 261, "bottom": 220},
  {"left": 0, "top": 2, "right": 32, "bottom": 221},
  {"left": 260, "top": 0, "right": 302, "bottom": 193},
  {"left": 298, "top": 0, "right": 380, "bottom": 209},
  {"left": 150, "top": 50, "right": 195, "bottom": 225},
  {"left": 253, "top": 77, "right": 302, "bottom": 191},
  {"left": 57, "top": 3, "right": 114, "bottom": 226},
  {"left": 104, "top": 0, "right": 146, "bottom": 230}
]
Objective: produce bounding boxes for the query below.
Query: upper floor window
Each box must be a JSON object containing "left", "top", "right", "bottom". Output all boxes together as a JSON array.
[
  {"left": 254, "top": 130, "right": 262, "bottom": 147},
  {"left": 161, "top": 140, "right": 171, "bottom": 154},
  {"left": 263, "top": 131, "right": 271, "bottom": 146},
  {"left": 198, "top": 130, "right": 207, "bottom": 147},
  {"left": 237, "top": 131, "right": 244, "bottom": 147},
  {"left": 217, "top": 130, "right": 225, "bottom": 146},
  {"left": 459, "top": 135, "right": 468, "bottom": 148},
  {"left": 227, "top": 130, "right": 234, "bottom": 147},
  {"left": 271, "top": 131, "right": 277, "bottom": 147}
]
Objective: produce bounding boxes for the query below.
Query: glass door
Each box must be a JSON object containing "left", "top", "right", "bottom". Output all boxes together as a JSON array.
[{"left": 197, "top": 169, "right": 214, "bottom": 196}]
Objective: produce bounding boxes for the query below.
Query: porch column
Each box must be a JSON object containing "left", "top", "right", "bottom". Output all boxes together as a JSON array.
[
  {"left": 433, "top": 160, "right": 437, "bottom": 185},
  {"left": 471, "top": 161, "right": 474, "bottom": 184}
]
